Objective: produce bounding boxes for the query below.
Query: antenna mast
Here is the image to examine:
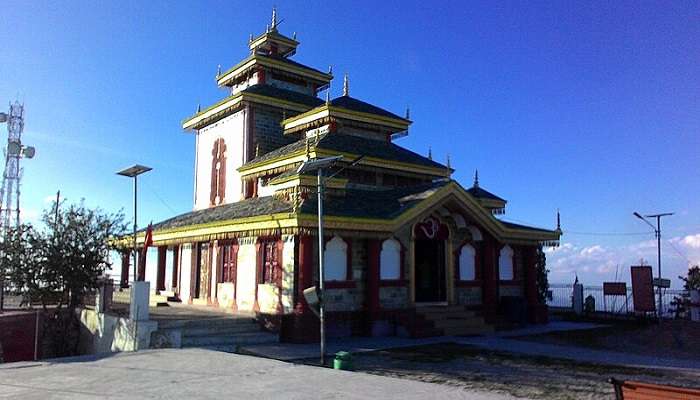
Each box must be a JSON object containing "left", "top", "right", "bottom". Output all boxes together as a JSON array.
[{"left": 0, "top": 101, "right": 35, "bottom": 232}]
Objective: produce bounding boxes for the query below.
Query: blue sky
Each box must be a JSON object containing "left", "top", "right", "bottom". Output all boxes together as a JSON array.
[{"left": 1, "top": 1, "right": 698, "bottom": 287}]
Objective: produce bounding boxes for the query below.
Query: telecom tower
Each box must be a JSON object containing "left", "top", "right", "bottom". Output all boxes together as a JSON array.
[{"left": 0, "top": 101, "right": 35, "bottom": 232}]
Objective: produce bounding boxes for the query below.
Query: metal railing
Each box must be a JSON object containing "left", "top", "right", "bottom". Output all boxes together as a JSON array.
[{"left": 546, "top": 282, "right": 687, "bottom": 318}]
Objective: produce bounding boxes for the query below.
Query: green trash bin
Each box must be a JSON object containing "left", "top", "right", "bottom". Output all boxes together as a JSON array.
[{"left": 333, "top": 351, "right": 353, "bottom": 371}]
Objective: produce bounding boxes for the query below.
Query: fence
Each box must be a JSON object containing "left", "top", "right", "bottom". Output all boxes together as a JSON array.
[{"left": 547, "top": 282, "right": 687, "bottom": 318}]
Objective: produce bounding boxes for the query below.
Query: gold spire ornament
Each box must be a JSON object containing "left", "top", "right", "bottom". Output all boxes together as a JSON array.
[
  {"left": 405, "top": 106, "right": 410, "bottom": 120},
  {"left": 342, "top": 73, "right": 349, "bottom": 96},
  {"left": 216, "top": 64, "right": 221, "bottom": 78},
  {"left": 197, "top": 103, "right": 201, "bottom": 113},
  {"left": 271, "top": 7, "right": 278, "bottom": 31},
  {"left": 556, "top": 209, "right": 561, "bottom": 232}
]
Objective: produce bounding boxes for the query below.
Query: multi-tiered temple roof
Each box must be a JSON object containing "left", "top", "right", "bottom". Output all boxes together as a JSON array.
[{"left": 134, "top": 9, "right": 560, "bottom": 248}]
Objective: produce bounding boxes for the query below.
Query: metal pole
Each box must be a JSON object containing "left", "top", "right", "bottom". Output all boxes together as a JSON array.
[
  {"left": 317, "top": 168, "right": 325, "bottom": 366},
  {"left": 133, "top": 175, "right": 138, "bottom": 283},
  {"left": 656, "top": 216, "right": 662, "bottom": 318}
]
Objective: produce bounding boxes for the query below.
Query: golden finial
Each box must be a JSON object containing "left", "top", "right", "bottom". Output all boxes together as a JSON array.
[
  {"left": 428, "top": 147, "right": 432, "bottom": 160},
  {"left": 271, "top": 7, "right": 278, "bottom": 30},
  {"left": 446, "top": 154, "right": 451, "bottom": 169},
  {"left": 342, "top": 73, "right": 349, "bottom": 96},
  {"left": 405, "top": 106, "right": 410, "bottom": 120},
  {"left": 196, "top": 103, "right": 201, "bottom": 113},
  {"left": 255, "top": 143, "right": 260, "bottom": 157},
  {"left": 249, "top": 33, "right": 253, "bottom": 43},
  {"left": 292, "top": 31, "right": 297, "bottom": 40},
  {"left": 556, "top": 209, "right": 561, "bottom": 232},
  {"left": 328, "top": 65, "right": 333, "bottom": 74},
  {"left": 474, "top": 169, "right": 479, "bottom": 187},
  {"left": 216, "top": 64, "right": 221, "bottom": 77}
]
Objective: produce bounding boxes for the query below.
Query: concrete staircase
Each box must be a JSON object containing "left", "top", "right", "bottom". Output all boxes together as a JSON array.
[
  {"left": 405, "top": 305, "right": 493, "bottom": 338},
  {"left": 152, "top": 317, "right": 279, "bottom": 352}
]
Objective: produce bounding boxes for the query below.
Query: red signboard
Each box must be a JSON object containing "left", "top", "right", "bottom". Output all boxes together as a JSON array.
[
  {"left": 603, "top": 282, "right": 627, "bottom": 296},
  {"left": 631, "top": 266, "right": 655, "bottom": 312}
]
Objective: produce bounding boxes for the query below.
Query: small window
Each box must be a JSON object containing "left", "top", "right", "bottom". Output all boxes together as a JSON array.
[
  {"left": 324, "top": 236, "right": 348, "bottom": 281},
  {"left": 499, "top": 245, "right": 514, "bottom": 281},
  {"left": 459, "top": 244, "right": 476, "bottom": 281},
  {"left": 261, "top": 240, "right": 280, "bottom": 285},
  {"left": 380, "top": 238, "right": 401, "bottom": 280}
]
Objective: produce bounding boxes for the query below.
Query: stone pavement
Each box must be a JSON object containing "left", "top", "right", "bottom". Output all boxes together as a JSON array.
[
  {"left": 0, "top": 348, "right": 518, "bottom": 400},
  {"left": 241, "top": 321, "right": 700, "bottom": 371},
  {"left": 240, "top": 321, "right": 606, "bottom": 361}
]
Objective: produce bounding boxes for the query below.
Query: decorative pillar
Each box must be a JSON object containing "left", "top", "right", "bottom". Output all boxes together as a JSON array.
[
  {"left": 295, "top": 234, "right": 313, "bottom": 312},
  {"left": 137, "top": 249, "right": 146, "bottom": 281},
  {"left": 120, "top": 251, "right": 130, "bottom": 288},
  {"left": 367, "top": 239, "right": 381, "bottom": 315},
  {"left": 482, "top": 239, "right": 498, "bottom": 318},
  {"left": 171, "top": 245, "right": 179, "bottom": 291},
  {"left": 156, "top": 246, "right": 166, "bottom": 293}
]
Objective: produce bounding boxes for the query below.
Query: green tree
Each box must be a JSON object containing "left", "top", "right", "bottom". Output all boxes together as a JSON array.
[
  {"left": 0, "top": 200, "right": 126, "bottom": 357},
  {"left": 536, "top": 245, "right": 549, "bottom": 303}
]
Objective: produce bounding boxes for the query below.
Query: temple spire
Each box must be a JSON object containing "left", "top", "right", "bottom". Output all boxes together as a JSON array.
[
  {"left": 270, "top": 7, "right": 278, "bottom": 31},
  {"left": 428, "top": 146, "right": 432, "bottom": 160},
  {"left": 196, "top": 103, "right": 201, "bottom": 113},
  {"left": 342, "top": 73, "right": 349, "bottom": 96},
  {"left": 216, "top": 64, "right": 221, "bottom": 78},
  {"left": 556, "top": 209, "right": 561, "bottom": 232},
  {"left": 446, "top": 154, "right": 451, "bottom": 169},
  {"left": 405, "top": 106, "right": 410, "bottom": 120},
  {"left": 473, "top": 169, "right": 479, "bottom": 188}
]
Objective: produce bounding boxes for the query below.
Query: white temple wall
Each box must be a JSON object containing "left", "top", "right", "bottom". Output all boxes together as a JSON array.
[
  {"left": 194, "top": 111, "right": 246, "bottom": 210},
  {"left": 179, "top": 244, "right": 193, "bottom": 302},
  {"left": 145, "top": 247, "right": 158, "bottom": 290},
  {"left": 235, "top": 238, "right": 257, "bottom": 311}
]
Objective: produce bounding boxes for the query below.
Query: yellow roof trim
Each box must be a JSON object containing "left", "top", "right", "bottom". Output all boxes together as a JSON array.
[
  {"left": 282, "top": 105, "right": 410, "bottom": 133},
  {"left": 182, "top": 91, "right": 313, "bottom": 131},
  {"left": 217, "top": 55, "right": 332, "bottom": 87}
]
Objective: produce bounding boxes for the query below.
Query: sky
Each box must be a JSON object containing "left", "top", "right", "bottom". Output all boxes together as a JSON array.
[{"left": 0, "top": 1, "right": 698, "bottom": 288}]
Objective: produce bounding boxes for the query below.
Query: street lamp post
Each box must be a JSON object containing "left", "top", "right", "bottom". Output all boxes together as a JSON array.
[
  {"left": 117, "top": 165, "right": 152, "bottom": 283},
  {"left": 633, "top": 211, "right": 673, "bottom": 318},
  {"left": 297, "top": 155, "right": 342, "bottom": 365}
]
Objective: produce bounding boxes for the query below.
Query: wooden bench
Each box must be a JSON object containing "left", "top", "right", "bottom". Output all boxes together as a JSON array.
[{"left": 609, "top": 378, "right": 700, "bottom": 399}]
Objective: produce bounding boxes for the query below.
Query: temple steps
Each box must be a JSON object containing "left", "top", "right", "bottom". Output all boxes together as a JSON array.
[
  {"left": 153, "top": 315, "right": 279, "bottom": 350},
  {"left": 182, "top": 331, "right": 278, "bottom": 347},
  {"left": 407, "top": 305, "right": 493, "bottom": 338}
]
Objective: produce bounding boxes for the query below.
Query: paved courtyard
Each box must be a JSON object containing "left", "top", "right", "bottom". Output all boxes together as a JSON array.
[{"left": 0, "top": 348, "right": 517, "bottom": 400}]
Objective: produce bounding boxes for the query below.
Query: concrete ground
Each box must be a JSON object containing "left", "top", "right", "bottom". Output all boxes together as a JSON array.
[{"left": 0, "top": 348, "right": 518, "bottom": 400}]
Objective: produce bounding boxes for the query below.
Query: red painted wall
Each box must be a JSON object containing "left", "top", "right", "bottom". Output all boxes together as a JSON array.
[{"left": 0, "top": 312, "right": 41, "bottom": 363}]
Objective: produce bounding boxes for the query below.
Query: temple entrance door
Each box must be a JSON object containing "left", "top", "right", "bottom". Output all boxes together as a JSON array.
[{"left": 414, "top": 239, "right": 446, "bottom": 303}]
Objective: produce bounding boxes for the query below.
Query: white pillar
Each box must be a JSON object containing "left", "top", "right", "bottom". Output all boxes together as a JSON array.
[{"left": 130, "top": 281, "right": 150, "bottom": 321}]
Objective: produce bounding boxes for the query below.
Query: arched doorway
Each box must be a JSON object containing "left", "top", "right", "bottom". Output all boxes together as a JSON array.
[{"left": 413, "top": 216, "right": 449, "bottom": 303}]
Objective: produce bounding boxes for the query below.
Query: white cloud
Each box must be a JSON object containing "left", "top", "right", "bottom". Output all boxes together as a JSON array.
[
  {"left": 679, "top": 234, "right": 700, "bottom": 249},
  {"left": 546, "top": 232, "right": 700, "bottom": 288}
]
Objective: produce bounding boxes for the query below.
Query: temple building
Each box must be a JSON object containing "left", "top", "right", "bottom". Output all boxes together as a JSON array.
[{"left": 119, "top": 11, "right": 561, "bottom": 341}]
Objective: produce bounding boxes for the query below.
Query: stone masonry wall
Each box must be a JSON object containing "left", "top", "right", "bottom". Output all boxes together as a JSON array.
[
  {"left": 456, "top": 287, "right": 482, "bottom": 306},
  {"left": 253, "top": 105, "right": 297, "bottom": 155}
]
